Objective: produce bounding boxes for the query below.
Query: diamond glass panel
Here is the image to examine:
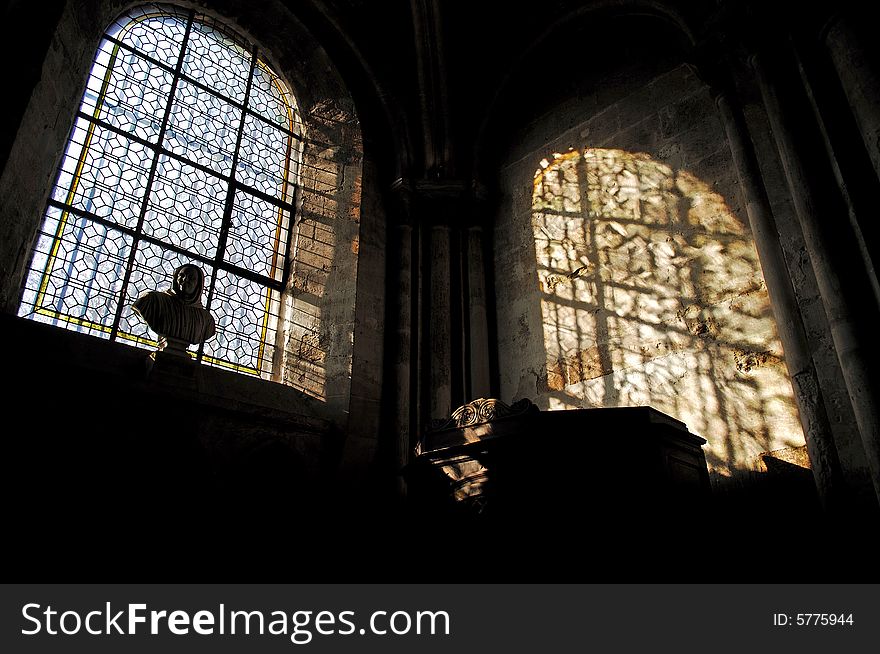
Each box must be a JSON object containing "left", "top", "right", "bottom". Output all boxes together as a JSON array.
[
  {"left": 248, "top": 60, "right": 295, "bottom": 127},
  {"left": 164, "top": 78, "right": 240, "bottom": 176},
  {"left": 81, "top": 41, "right": 173, "bottom": 143},
  {"left": 19, "top": 205, "right": 132, "bottom": 338},
  {"left": 203, "top": 268, "right": 279, "bottom": 376},
  {"left": 226, "top": 190, "right": 290, "bottom": 280},
  {"left": 144, "top": 155, "right": 225, "bottom": 258},
  {"left": 51, "top": 119, "right": 153, "bottom": 228},
  {"left": 111, "top": 8, "right": 188, "bottom": 61},
  {"left": 236, "top": 113, "right": 296, "bottom": 201},
  {"left": 182, "top": 19, "right": 251, "bottom": 101}
]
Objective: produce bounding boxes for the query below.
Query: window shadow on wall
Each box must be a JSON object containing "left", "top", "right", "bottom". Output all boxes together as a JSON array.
[{"left": 529, "top": 148, "right": 804, "bottom": 479}]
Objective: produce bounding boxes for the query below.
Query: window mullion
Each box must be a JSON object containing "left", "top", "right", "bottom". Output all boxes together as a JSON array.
[
  {"left": 244, "top": 106, "right": 302, "bottom": 141},
  {"left": 280, "top": 182, "right": 300, "bottom": 293},
  {"left": 197, "top": 44, "right": 259, "bottom": 363},
  {"left": 108, "top": 10, "right": 197, "bottom": 340},
  {"left": 232, "top": 179, "right": 295, "bottom": 212},
  {"left": 45, "top": 199, "right": 219, "bottom": 270}
]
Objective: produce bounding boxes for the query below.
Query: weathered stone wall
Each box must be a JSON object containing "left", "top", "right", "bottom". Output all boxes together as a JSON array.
[
  {"left": 343, "top": 156, "right": 387, "bottom": 472},
  {"left": 281, "top": 97, "right": 363, "bottom": 414},
  {"left": 495, "top": 63, "right": 808, "bottom": 481}
]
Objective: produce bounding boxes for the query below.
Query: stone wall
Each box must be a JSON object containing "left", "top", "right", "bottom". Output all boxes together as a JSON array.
[
  {"left": 281, "top": 94, "right": 363, "bottom": 414},
  {"left": 495, "top": 63, "right": 808, "bottom": 481}
]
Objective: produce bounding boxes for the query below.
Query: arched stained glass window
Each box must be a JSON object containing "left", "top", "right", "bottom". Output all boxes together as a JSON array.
[{"left": 18, "top": 4, "right": 303, "bottom": 379}]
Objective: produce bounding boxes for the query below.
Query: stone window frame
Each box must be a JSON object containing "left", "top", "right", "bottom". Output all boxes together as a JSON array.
[
  {"left": 0, "top": 0, "right": 372, "bottom": 420},
  {"left": 2, "top": 0, "right": 369, "bottom": 426},
  {"left": 16, "top": 4, "right": 306, "bottom": 381}
]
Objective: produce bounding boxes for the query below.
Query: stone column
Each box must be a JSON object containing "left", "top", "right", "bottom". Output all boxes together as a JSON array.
[
  {"left": 752, "top": 52, "right": 880, "bottom": 504},
  {"left": 823, "top": 13, "right": 880, "bottom": 183},
  {"left": 393, "top": 219, "right": 413, "bottom": 481},
  {"left": 430, "top": 222, "right": 452, "bottom": 420},
  {"left": 791, "top": 32, "right": 880, "bottom": 308},
  {"left": 467, "top": 224, "right": 491, "bottom": 399},
  {"left": 715, "top": 89, "right": 845, "bottom": 508}
]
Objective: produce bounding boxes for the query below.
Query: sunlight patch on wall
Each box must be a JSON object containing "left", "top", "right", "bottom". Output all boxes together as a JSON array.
[{"left": 531, "top": 148, "right": 804, "bottom": 476}]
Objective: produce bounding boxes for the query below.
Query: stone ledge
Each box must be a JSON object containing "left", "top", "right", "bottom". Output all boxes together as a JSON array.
[{"left": 4, "top": 313, "right": 334, "bottom": 434}]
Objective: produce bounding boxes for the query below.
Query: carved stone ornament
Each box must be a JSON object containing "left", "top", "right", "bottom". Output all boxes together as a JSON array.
[
  {"left": 429, "top": 397, "right": 539, "bottom": 431},
  {"left": 131, "top": 263, "right": 216, "bottom": 357}
]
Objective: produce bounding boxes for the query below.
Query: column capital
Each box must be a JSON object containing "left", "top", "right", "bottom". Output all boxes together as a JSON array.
[
  {"left": 390, "top": 177, "right": 490, "bottom": 229},
  {"left": 687, "top": 37, "right": 742, "bottom": 104}
]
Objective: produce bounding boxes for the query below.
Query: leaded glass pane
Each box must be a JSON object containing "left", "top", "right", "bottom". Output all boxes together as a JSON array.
[
  {"left": 226, "top": 190, "right": 290, "bottom": 281},
  {"left": 182, "top": 19, "right": 251, "bottom": 101},
  {"left": 111, "top": 8, "right": 188, "bottom": 60},
  {"left": 236, "top": 113, "right": 296, "bottom": 201},
  {"left": 20, "top": 5, "right": 306, "bottom": 385},
  {"left": 19, "top": 205, "right": 132, "bottom": 338},
  {"left": 248, "top": 61, "right": 295, "bottom": 128},
  {"left": 164, "top": 78, "right": 240, "bottom": 176},
  {"left": 51, "top": 119, "right": 153, "bottom": 228},
  {"left": 80, "top": 41, "right": 173, "bottom": 143},
  {"left": 144, "top": 156, "right": 225, "bottom": 258},
  {"left": 202, "top": 268, "right": 279, "bottom": 375}
]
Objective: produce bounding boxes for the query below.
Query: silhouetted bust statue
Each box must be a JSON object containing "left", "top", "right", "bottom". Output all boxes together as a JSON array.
[{"left": 132, "top": 264, "right": 216, "bottom": 356}]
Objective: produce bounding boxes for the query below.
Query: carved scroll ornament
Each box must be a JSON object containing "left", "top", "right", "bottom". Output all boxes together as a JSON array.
[{"left": 429, "top": 397, "right": 539, "bottom": 431}]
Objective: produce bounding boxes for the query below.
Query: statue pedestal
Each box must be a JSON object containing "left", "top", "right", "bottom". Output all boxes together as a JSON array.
[
  {"left": 158, "top": 335, "right": 191, "bottom": 357},
  {"left": 145, "top": 337, "right": 197, "bottom": 387}
]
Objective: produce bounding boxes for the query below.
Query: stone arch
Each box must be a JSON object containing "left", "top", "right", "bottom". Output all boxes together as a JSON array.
[
  {"left": 0, "top": 0, "right": 368, "bottom": 416},
  {"left": 484, "top": 9, "right": 808, "bottom": 485}
]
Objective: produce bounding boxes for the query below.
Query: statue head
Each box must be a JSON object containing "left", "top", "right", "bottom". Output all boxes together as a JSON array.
[{"left": 170, "top": 264, "right": 205, "bottom": 306}]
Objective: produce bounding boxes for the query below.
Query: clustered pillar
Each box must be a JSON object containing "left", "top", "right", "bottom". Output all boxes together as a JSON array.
[
  {"left": 391, "top": 183, "right": 494, "bottom": 469},
  {"left": 393, "top": 216, "right": 413, "bottom": 482},
  {"left": 714, "top": 88, "right": 845, "bottom": 508},
  {"left": 822, "top": 14, "right": 880, "bottom": 185},
  {"left": 751, "top": 49, "right": 880, "bottom": 505},
  {"left": 466, "top": 223, "right": 491, "bottom": 399}
]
